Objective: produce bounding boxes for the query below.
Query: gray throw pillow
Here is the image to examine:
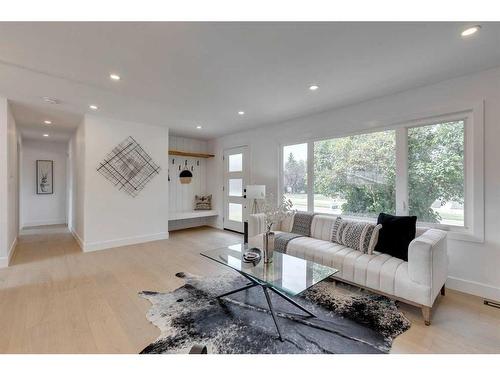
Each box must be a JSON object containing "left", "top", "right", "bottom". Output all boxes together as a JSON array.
[{"left": 331, "top": 217, "right": 382, "bottom": 255}]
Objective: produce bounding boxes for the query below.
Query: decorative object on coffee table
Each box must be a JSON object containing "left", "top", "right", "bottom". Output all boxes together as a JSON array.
[
  {"left": 97, "top": 136, "right": 160, "bottom": 197},
  {"left": 36, "top": 160, "right": 53, "bottom": 194},
  {"left": 261, "top": 194, "right": 294, "bottom": 262},
  {"left": 263, "top": 231, "right": 275, "bottom": 263},
  {"left": 243, "top": 248, "right": 261, "bottom": 263}
]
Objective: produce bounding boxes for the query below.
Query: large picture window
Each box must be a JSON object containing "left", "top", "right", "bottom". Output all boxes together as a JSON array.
[
  {"left": 314, "top": 130, "right": 396, "bottom": 218},
  {"left": 281, "top": 112, "right": 477, "bottom": 237},
  {"left": 283, "top": 143, "right": 308, "bottom": 211},
  {"left": 408, "top": 121, "right": 465, "bottom": 226}
]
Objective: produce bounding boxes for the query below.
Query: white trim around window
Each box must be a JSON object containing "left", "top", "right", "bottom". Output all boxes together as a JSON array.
[{"left": 280, "top": 101, "right": 484, "bottom": 243}]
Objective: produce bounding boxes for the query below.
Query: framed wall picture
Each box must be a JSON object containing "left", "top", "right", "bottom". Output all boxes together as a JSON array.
[{"left": 36, "top": 160, "right": 54, "bottom": 194}]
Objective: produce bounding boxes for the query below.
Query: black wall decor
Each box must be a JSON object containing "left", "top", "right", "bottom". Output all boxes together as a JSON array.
[
  {"left": 169, "top": 157, "right": 197, "bottom": 184},
  {"left": 36, "top": 160, "right": 54, "bottom": 194},
  {"left": 97, "top": 136, "right": 160, "bottom": 197}
]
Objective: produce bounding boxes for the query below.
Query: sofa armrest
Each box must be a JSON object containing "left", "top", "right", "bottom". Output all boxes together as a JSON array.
[
  {"left": 248, "top": 214, "right": 267, "bottom": 237},
  {"left": 408, "top": 229, "right": 448, "bottom": 297}
]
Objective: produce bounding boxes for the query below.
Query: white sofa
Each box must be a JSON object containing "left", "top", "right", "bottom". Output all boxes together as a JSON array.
[{"left": 248, "top": 213, "right": 448, "bottom": 325}]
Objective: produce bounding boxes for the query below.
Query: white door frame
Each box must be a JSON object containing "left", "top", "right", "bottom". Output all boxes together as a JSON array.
[{"left": 223, "top": 146, "right": 249, "bottom": 233}]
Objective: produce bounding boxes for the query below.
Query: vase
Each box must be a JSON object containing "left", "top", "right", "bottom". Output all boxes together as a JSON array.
[{"left": 263, "top": 231, "right": 275, "bottom": 263}]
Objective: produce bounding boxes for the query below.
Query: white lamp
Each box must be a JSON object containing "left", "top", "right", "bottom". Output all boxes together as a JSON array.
[{"left": 246, "top": 185, "right": 266, "bottom": 214}]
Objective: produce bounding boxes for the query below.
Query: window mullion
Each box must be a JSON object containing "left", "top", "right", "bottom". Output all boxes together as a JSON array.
[
  {"left": 307, "top": 141, "right": 314, "bottom": 213},
  {"left": 395, "top": 128, "right": 408, "bottom": 215}
]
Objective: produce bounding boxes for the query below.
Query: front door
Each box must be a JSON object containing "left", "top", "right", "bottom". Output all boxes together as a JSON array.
[{"left": 223, "top": 146, "right": 249, "bottom": 233}]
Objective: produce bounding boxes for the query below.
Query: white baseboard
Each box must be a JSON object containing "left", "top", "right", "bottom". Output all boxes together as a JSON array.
[
  {"left": 8, "top": 237, "right": 17, "bottom": 264},
  {"left": 71, "top": 230, "right": 85, "bottom": 250},
  {"left": 0, "top": 237, "right": 18, "bottom": 268},
  {"left": 447, "top": 276, "right": 500, "bottom": 302},
  {"left": 23, "top": 219, "right": 67, "bottom": 227},
  {"left": 81, "top": 232, "right": 170, "bottom": 252}
]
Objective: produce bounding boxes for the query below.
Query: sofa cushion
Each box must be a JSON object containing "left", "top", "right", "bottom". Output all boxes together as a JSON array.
[
  {"left": 310, "top": 215, "right": 336, "bottom": 241},
  {"left": 330, "top": 216, "right": 382, "bottom": 254},
  {"left": 375, "top": 213, "right": 417, "bottom": 261}
]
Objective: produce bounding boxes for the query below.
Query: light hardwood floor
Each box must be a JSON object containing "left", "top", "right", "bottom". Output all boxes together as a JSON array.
[{"left": 0, "top": 226, "right": 498, "bottom": 354}]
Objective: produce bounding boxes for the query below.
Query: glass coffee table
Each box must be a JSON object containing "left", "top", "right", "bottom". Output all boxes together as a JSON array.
[{"left": 201, "top": 243, "right": 338, "bottom": 341}]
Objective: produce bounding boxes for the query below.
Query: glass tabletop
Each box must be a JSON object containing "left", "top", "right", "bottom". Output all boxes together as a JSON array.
[{"left": 201, "top": 243, "right": 338, "bottom": 296}]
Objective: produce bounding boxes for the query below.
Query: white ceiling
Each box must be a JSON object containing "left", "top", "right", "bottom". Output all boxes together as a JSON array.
[
  {"left": 1, "top": 22, "right": 499, "bottom": 140},
  {"left": 10, "top": 100, "right": 83, "bottom": 142}
]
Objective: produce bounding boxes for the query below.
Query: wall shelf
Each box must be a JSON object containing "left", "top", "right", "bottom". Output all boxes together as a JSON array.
[{"left": 169, "top": 150, "right": 215, "bottom": 158}]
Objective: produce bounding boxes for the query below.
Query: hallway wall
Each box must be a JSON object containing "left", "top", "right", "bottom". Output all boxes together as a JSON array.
[
  {"left": 21, "top": 139, "right": 67, "bottom": 227},
  {"left": 0, "top": 98, "right": 20, "bottom": 267}
]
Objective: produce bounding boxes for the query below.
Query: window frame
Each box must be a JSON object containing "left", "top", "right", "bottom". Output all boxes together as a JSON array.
[{"left": 279, "top": 102, "right": 484, "bottom": 242}]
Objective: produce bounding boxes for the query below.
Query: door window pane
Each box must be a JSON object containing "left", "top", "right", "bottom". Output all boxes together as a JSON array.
[
  {"left": 228, "top": 203, "right": 243, "bottom": 222},
  {"left": 408, "top": 120, "right": 464, "bottom": 226},
  {"left": 228, "top": 179, "right": 243, "bottom": 197},
  {"left": 229, "top": 153, "right": 243, "bottom": 172},
  {"left": 283, "top": 143, "right": 308, "bottom": 211},
  {"left": 314, "top": 130, "right": 396, "bottom": 218}
]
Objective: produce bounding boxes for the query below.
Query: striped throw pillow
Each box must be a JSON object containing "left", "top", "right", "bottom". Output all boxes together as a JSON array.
[{"left": 330, "top": 217, "right": 382, "bottom": 255}]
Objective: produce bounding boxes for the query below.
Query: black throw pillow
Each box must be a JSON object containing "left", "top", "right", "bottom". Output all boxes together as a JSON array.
[{"left": 375, "top": 213, "right": 417, "bottom": 261}]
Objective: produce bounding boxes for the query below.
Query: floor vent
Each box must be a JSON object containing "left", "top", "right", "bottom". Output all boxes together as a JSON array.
[{"left": 484, "top": 300, "right": 500, "bottom": 309}]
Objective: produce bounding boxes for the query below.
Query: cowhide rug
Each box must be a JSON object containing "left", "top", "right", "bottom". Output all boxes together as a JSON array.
[{"left": 139, "top": 272, "right": 410, "bottom": 354}]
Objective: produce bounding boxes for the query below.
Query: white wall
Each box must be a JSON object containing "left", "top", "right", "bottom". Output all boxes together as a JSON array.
[
  {"left": 20, "top": 140, "right": 67, "bottom": 227},
  {"left": 0, "top": 98, "right": 8, "bottom": 266},
  {"left": 76, "top": 115, "right": 169, "bottom": 251},
  {"left": 0, "top": 98, "right": 20, "bottom": 267},
  {"left": 208, "top": 66, "right": 500, "bottom": 301},
  {"left": 68, "top": 120, "right": 85, "bottom": 245}
]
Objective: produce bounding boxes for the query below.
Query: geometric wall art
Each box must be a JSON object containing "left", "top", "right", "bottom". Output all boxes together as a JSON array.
[{"left": 97, "top": 136, "right": 161, "bottom": 197}]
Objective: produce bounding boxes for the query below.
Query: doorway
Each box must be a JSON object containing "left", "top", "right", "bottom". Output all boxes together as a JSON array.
[{"left": 223, "top": 146, "right": 249, "bottom": 233}]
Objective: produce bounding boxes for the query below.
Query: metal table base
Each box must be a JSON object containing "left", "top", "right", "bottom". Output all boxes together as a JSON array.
[{"left": 216, "top": 271, "right": 316, "bottom": 342}]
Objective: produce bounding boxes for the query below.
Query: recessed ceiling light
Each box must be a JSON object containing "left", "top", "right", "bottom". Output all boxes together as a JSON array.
[
  {"left": 238, "top": 111, "right": 245, "bottom": 115},
  {"left": 461, "top": 25, "right": 481, "bottom": 37},
  {"left": 43, "top": 134, "right": 49, "bottom": 137},
  {"left": 44, "top": 120, "right": 52, "bottom": 125},
  {"left": 42, "top": 96, "right": 59, "bottom": 104},
  {"left": 309, "top": 84, "right": 319, "bottom": 91},
  {"left": 110, "top": 73, "right": 121, "bottom": 81},
  {"left": 196, "top": 125, "right": 202, "bottom": 129},
  {"left": 89, "top": 104, "right": 98, "bottom": 110}
]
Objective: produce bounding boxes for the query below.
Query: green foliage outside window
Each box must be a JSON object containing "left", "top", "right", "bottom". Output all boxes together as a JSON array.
[{"left": 283, "top": 121, "right": 465, "bottom": 223}]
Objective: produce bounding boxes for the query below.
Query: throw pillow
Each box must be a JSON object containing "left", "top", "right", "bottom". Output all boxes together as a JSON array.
[
  {"left": 331, "top": 217, "right": 382, "bottom": 254},
  {"left": 194, "top": 195, "right": 212, "bottom": 210},
  {"left": 374, "top": 213, "right": 417, "bottom": 261}
]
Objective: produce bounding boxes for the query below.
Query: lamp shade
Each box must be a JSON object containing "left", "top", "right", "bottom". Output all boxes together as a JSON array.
[{"left": 246, "top": 185, "right": 266, "bottom": 199}]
